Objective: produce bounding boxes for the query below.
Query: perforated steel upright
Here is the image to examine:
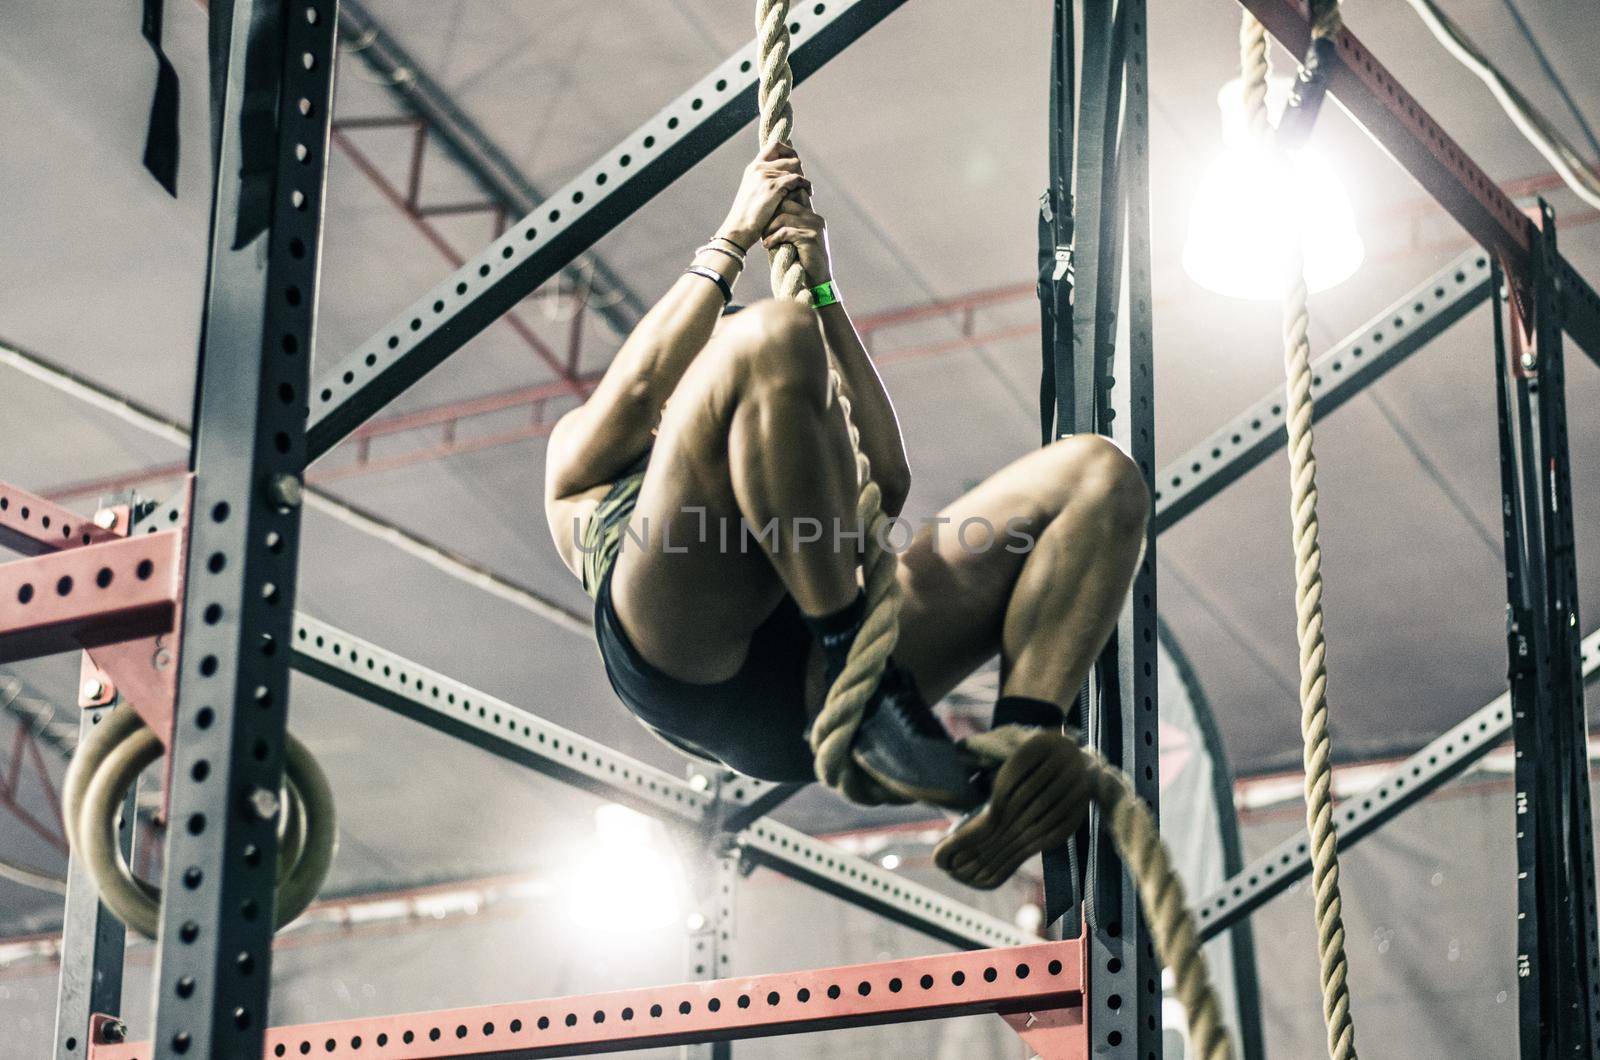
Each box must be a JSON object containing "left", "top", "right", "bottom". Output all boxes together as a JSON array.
[
  {"left": 52, "top": 706, "right": 137, "bottom": 1058},
  {"left": 1493, "top": 206, "right": 1600, "bottom": 1056},
  {"left": 1044, "top": 1, "right": 1160, "bottom": 1054},
  {"left": 1103, "top": 3, "right": 1162, "bottom": 1055},
  {"left": 144, "top": 2, "right": 339, "bottom": 1056}
]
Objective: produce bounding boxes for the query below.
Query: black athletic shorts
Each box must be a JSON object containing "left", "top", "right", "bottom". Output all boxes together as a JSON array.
[{"left": 593, "top": 564, "right": 817, "bottom": 783}]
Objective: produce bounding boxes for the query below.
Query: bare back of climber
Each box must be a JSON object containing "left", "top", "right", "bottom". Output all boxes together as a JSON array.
[{"left": 543, "top": 141, "right": 1149, "bottom": 889}]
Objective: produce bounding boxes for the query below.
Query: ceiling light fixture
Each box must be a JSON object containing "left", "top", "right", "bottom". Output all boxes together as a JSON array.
[{"left": 1182, "top": 77, "right": 1365, "bottom": 301}]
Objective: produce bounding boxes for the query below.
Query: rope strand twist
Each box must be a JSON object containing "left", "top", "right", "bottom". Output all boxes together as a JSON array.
[
  {"left": 1240, "top": 10, "right": 1357, "bottom": 1058},
  {"left": 756, "top": 0, "right": 902, "bottom": 805}
]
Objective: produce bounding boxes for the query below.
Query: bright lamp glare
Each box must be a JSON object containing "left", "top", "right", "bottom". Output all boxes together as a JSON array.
[
  {"left": 1182, "top": 77, "right": 1364, "bottom": 300},
  {"left": 564, "top": 805, "right": 685, "bottom": 934}
]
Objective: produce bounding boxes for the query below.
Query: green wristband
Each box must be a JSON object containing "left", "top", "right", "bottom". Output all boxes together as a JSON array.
[{"left": 810, "top": 280, "right": 839, "bottom": 308}]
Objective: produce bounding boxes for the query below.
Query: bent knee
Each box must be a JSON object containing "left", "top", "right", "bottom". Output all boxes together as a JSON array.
[
  {"left": 1050, "top": 435, "right": 1149, "bottom": 532},
  {"left": 722, "top": 299, "right": 829, "bottom": 400}
]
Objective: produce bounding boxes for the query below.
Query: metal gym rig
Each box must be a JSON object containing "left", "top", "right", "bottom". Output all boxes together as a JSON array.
[{"left": 1, "top": 0, "right": 1598, "bottom": 1056}]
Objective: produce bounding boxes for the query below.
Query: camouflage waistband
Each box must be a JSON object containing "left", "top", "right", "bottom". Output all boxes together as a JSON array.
[{"left": 580, "top": 465, "right": 648, "bottom": 598}]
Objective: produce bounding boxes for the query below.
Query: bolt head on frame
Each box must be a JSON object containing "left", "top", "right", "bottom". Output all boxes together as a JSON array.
[
  {"left": 266, "top": 471, "right": 304, "bottom": 509},
  {"left": 247, "top": 786, "right": 281, "bottom": 822}
]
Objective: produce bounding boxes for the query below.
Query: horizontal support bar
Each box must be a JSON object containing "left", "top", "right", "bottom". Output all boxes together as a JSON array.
[
  {"left": 288, "top": 612, "right": 1026, "bottom": 949},
  {"left": 291, "top": 613, "right": 713, "bottom": 824},
  {"left": 345, "top": 375, "right": 597, "bottom": 441},
  {"left": 0, "top": 483, "right": 119, "bottom": 557},
  {"left": 92, "top": 939, "right": 1083, "bottom": 1059},
  {"left": 304, "top": 0, "right": 912, "bottom": 462},
  {"left": 736, "top": 818, "right": 1029, "bottom": 950},
  {"left": 1196, "top": 625, "right": 1600, "bottom": 941},
  {"left": 0, "top": 531, "right": 181, "bottom": 663},
  {"left": 1154, "top": 249, "right": 1491, "bottom": 532}
]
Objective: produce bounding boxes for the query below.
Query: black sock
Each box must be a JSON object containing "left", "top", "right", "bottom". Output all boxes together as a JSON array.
[
  {"left": 993, "top": 695, "right": 1065, "bottom": 730},
  {"left": 803, "top": 591, "right": 867, "bottom": 687}
]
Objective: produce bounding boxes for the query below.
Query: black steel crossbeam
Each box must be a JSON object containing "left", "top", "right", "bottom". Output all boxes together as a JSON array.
[
  {"left": 1112, "top": 4, "right": 1162, "bottom": 1049},
  {"left": 1559, "top": 257, "right": 1600, "bottom": 363},
  {"left": 1153, "top": 250, "right": 1491, "bottom": 532},
  {"left": 287, "top": 612, "right": 1029, "bottom": 952},
  {"left": 304, "top": 0, "right": 914, "bottom": 463},
  {"left": 1065, "top": 1, "right": 1161, "bottom": 1053},
  {"left": 1195, "top": 625, "right": 1593, "bottom": 941},
  {"left": 147, "top": 2, "right": 340, "bottom": 1055}
]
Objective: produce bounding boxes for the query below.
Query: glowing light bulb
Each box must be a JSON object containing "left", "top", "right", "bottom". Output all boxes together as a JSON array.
[
  {"left": 1182, "top": 78, "right": 1364, "bottom": 301},
  {"left": 564, "top": 804, "right": 685, "bottom": 933}
]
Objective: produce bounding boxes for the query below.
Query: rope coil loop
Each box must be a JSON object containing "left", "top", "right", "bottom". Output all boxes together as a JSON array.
[
  {"left": 752, "top": 3, "right": 1231, "bottom": 1052},
  {"left": 62, "top": 704, "right": 337, "bottom": 939}
]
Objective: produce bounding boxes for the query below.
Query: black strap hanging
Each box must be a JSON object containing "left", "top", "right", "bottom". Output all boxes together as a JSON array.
[
  {"left": 231, "top": 0, "right": 284, "bottom": 249},
  {"left": 1037, "top": 0, "right": 1075, "bottom": 445},
  {"left": 189, "top": 0, "right": 236, "bottom": 465},
  {"left": 1033, "top": 0, "right": 1083, "bottom": 932},
  {"left": 140, "top": 0, "right": 180, "bottom": 196}
]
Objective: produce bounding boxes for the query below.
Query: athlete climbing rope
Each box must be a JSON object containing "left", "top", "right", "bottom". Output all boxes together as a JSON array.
[
  {"left": 545, "top": 4, "right": 1230, "bottom": 1054},
  {"left": 542, "top": 130, "right": 1144, "bottom": 884}
]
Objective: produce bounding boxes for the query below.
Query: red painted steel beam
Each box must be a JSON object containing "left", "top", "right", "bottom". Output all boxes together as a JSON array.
[
  {"left": 0, "top": 531, "right": 181, "bottom": 663},
  {"left": 328, "top": 128, "right": 583, "bottom": 394},
  {"left": 38, "top": 373, "right": 603, "bottom": 501},
  {"left": 854, "top": 281, "right": 1035, "bottom": 335},
  {"left": 414, "top": 201, "right": 501, "bottom": 219},
  {"left": 1238, "top": 0, "right": 1600, "bottom": 356},
  {"left": 39, "top": 464, "right": 190, "bottom": 505},
  {"left": 0, "top": 723, "right": 68, "bottom": 855},
  {"left": 348, "top": 375, "right": 597, "bottom": 441},
  {"left": 313, "top": 421, "right": 563, "bottom": 483},
  {"left": 90, "top": 939, "right": 1086, "bottom": 1059},
  {"left": 1240, "top": 2, "right": 1531, "bottom": 274},
  {"left": 874, "top": 322, "right": 1043, "bottom": 366},
  {"left": 0, "top": 485, "right": 120, "bottom": 557},
  {"left": 330, "top": 116, "right": 423, "bottom": 132},
  {"left": 1253, "top": 0, "right": 1536, "bottom": 259}
]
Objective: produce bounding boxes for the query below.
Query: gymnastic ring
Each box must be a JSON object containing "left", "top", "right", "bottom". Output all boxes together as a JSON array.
[
  {"left": 71, "top": 706, "right": 337, "bottom": 938},
  {"left": 62, "top": 705, "right": 307, "bottom": 903},
  {"left": 62, "top": 706, "right": 156, "bottom": 902},
  {"left": 62, "top": 705, "right": 314, "bottom": 900},
  {"left": 78, "top": 718, "right": 336, "bottom": 937}
]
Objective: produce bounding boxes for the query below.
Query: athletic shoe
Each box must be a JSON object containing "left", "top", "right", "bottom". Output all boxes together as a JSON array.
[{"left": 849, "top": 661, "right": 991, "bottom": 811}]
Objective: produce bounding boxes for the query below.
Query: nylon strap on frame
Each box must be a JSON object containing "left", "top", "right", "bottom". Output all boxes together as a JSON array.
[
  {"left": 231, "top": 0, "right": 284, "bottom": 249},
  {"left": 140, "top": 0, "right": 180, "bottom": 196},
  {"left": 1037, "top": 0, "right": 1075, "bottom": 446},
  {"left": 1033, "top": 0, "right": 1083, "bottom": 932}
]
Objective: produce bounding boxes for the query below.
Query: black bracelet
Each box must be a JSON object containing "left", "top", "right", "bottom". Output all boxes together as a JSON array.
[{"left": 685, "top": 265, "right": 733, "bottom": 305}]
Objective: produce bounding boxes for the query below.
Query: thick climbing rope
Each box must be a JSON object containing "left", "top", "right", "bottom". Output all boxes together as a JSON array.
[
  {"left": 1240, "top": 9, "right": 1357, "bottom": 1058},
  {"left": 962, "top": 728, "right": 1233, "bottom": 1058},
  {"left": 755, "top": 0, "right": 902, "bottom": 806},
  {"left": 753, "top": 4, "right": 1229, "bottom": 1053}
]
